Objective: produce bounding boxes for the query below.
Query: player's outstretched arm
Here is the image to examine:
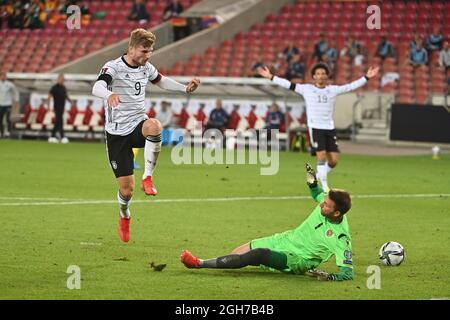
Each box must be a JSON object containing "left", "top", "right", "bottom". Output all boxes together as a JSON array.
[
  {"left": 333, "top": 65, "right": 380, "bottom": 95},
  {"left": 155, "top": 75, "right": 200, "bottom": 94},
  {"left": 306, "top": 163, "right": 318, "bottom": 188},
  {"left": 306, "top": 267, "right": 354, "bottom": 281},
  {"left": 306, "top": 163, "right": 324, "bottom": 201},
  {"left": 258, "top": 66, "right": 302, "bottom": 93}
]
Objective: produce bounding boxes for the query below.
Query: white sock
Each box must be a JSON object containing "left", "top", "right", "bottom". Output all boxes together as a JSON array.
[
  {"left": 326, "top": 162, "right": 333, "bottom": 174},
  {"left": 143, "top": 134, "right": 162, "bottom": 179},
  {"left": 317, "top": 162, "right": 329, "bottom": 191},
  {"left": 117, "top": 191, "right": 132, "bottom": 219}
]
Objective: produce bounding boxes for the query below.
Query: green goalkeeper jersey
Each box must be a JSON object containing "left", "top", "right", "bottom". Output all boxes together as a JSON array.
[{"left": 267, "top": 185, "right": 353, "bottom": 270}]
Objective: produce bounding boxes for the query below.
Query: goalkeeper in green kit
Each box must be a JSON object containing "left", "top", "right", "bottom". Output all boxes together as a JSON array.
[{"left": 180, "top": 163, "right": 354, "bottom": 281}]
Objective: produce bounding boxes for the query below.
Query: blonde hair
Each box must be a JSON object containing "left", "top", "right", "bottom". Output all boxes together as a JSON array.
[{"left": 129, "top": 28, "right": 156, "bottom": 49}]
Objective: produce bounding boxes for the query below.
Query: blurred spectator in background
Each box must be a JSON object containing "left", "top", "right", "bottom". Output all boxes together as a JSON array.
[
  {"left": 323, "top": 41, "right": 338, "bottom": 74},
  {"left": 353, "top": 47, "right": 365, "bottom": 67},
  {"left": 285, "top": 54, "right": 305, "bottom": 83},
  {"left": 8, "top": 6, "right": 23, "bottom": 28},
  {"left": 48, "top": 74, "right": 72, "bottom": 144},
  {"left": 156, "top": 100, "right": 173, "bottom": 129},
  {"left": 376, "top": 36, "right": 395, "bottom": 60},
  {"left": 227, "top": 104, "right": 241, "bottom": 130},
  {"left": 439, "top": 41, "right": 450, "bottom": 72},
  {"left": 24, "top": 0, "right": 44, "bottom": 29},
  {"left": 128, "top": 0, "right": 150, "bottom": 24},
  {"left": 45, "top": 0, "right": 59, "bottom": 13},
  {"left": 340, "top": 37, "right": 362, "bottom": 59},
  {"left": 409, "top": 33, "right": 423, "bottom": 51},
  {"left": 312, "top": 33, "right": 328, "bottom": 62},
  {"left": 246, "top": 105, "right": 258, "bottom": 129},
  {"left": 0, "top": 2, "right": 13, "bottom": 28},
  {"left": 163, "top": 0, "right": 184, "bottom": 21},
  {"left": 408, "top": 39, "right": 428, "bottom": 68},
  {"left": 426, "top": 26, "right": 443, "bottom": 51},
  {"left": 205, "top": 99, "right": 228, "bottom": 132},
  {"left": 265, "top": 103, "right": 284, "bottom": 131},
  {"left": 0, "top": 71, "right": 19, "bottom": 138},
  {"left": 279, "top": 41, "right": 300, "bottom": 63},
  {"left": 156, "top": 101, "right": 174, "bottom": 146}
]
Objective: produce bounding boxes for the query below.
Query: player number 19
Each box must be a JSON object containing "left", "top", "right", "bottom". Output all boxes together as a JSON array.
[{"left": 318, "top": 95, "right": 327, "bottom": 103}]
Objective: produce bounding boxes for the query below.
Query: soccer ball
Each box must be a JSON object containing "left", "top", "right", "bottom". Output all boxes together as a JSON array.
[{"left": 379, "top": 241, "right": 405, "bottom": 266}]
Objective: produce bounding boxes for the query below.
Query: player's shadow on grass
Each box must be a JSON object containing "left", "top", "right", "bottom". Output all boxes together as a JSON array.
[{"left": 178, "top": 268, "right": 313, "bottom": 281}]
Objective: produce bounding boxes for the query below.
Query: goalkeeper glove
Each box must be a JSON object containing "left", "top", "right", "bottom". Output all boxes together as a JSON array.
[
  {"left": 305, "top": 163, "right": 318, "bottom": 188},
  {"left": 305, "top": 269, "right": 333, "bottom": 281}
]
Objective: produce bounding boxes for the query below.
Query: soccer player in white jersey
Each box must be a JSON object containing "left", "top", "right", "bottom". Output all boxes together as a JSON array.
[
  {"left": 92, "top": 28, "right": 200, "bottom": 242},
  {"left": 258, "top": 63, "right": 379, "bottom": 190}
]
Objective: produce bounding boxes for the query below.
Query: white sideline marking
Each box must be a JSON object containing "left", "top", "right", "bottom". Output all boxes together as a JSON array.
[
  {"left": 0, "top": 194, "right": 448, "bottom": 207},
  {"left": 0, "top": 196, "right": 81, "bottom": 201}
]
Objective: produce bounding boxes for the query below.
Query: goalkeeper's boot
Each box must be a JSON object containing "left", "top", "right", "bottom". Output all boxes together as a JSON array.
[
  {"left": 180, "top": 250, "right": 201, "bottom": 268},
  {"left": 118, "top": 217, "right": 131, "bottom": 242},
  {"left": 141, "top": 176, "right": 157, "bottom": 196}
]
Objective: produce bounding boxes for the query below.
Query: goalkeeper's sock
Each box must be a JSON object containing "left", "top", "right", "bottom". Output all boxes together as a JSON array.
[
  {"left": 117, "top": 191, "right": 132, "bottom": 219},
  {"left": 317, "top": 161, "right": 329, "bottom": 191},
  {"left": 200, "top": 249, "right": 286, "bottom": 270},
  {"left": 143, "top": 134, "right": 161, "bottom": 179}
]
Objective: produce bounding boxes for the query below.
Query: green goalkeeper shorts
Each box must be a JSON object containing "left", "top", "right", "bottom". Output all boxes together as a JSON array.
[{"left": 251, "top": 235, "right": 319, "bottom": 274}]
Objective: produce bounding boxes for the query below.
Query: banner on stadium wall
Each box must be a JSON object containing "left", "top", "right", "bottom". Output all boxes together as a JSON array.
[
  {"left": 390, "top": 104, "right": 450, "bottom": 143},
  {"left": 29, "top": 93, "right": 305, "bottom": 119}
]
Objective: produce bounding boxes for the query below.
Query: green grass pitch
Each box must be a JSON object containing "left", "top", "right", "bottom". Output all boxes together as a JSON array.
[{"left": 0, "top": 139, "right": 449, "bottom": 299}]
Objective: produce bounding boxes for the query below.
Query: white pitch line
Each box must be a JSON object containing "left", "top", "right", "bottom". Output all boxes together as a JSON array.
[
  {"left": 0, "top": 196, "right": 83, "bottom": 201},
  {"left": 0, "top": 194, "right": 448, "bottom": 207}
]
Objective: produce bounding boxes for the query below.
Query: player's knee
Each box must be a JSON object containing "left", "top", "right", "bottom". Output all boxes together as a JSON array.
[
  {"left": 245, "top": 248, "right": 271, "bottom": 265},
  {"left": 120, "top": 184, "right": 134, "bottom": 199},
  {"left": 143, "top": 118, "right": 162, "bottom": 136},
  {"left": 232, "top": 243, "right": 250, "bottom": 254}
]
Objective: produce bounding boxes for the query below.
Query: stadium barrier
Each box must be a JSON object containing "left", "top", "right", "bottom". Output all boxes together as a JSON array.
[{"left": 7, "top": 73, "right": 389, "bottom": 148}]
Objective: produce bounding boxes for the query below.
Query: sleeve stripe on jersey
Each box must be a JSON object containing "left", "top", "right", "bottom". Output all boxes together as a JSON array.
[
  {"left": 97, "top": 74, "right": 113, "bottom": 85},
  {"left": 151, "top": 73, "right": 162, "bottom": 84}
]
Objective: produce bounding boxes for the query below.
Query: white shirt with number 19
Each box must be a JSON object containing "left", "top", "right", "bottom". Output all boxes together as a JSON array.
[{"left": 273, "top": 76, "right": 367, "bottom": 130}]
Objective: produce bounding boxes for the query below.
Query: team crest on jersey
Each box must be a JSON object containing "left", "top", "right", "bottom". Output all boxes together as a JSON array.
[
  {"left": 111, "top": 161, "right": 117, "bottom": 170},
  {"left": 344, "top": 250, "right": 352, "bottom": 259},
  {"left": 326, "top": 229, "right": 333, "bottom": 237}
]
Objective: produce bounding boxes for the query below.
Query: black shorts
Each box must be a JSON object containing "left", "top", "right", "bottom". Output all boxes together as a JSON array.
[
  {"left": 309, "top": 128, "right": 340, "bottom": 153},
  {"left": 106, "top": 120, "right": 146, "bottom": 178}
]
